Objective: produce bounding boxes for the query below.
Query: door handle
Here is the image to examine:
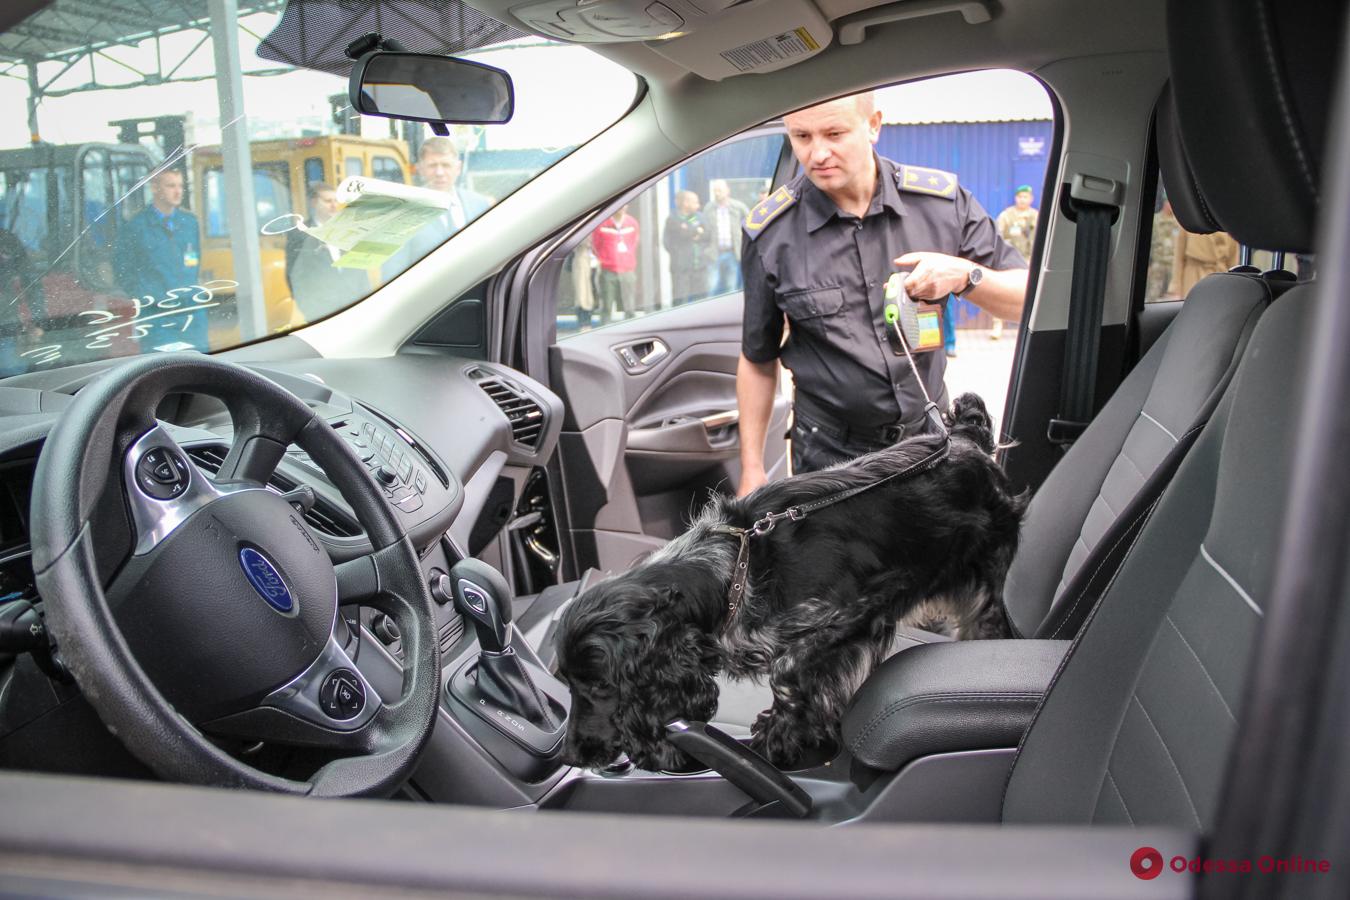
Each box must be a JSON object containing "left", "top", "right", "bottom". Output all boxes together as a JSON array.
[
  {"left": 699, "top": 410, "right": 739, "bottom": 430},
  {"left": 614, "top": 338, "right": 669, "bottom": 372}
]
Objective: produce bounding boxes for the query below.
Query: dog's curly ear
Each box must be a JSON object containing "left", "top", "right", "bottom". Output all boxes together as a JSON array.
[
  {"left": 615, "top": 622, "right": 722, "bottom": 768},
  {"left": 947, "top": 392, "right": 996, "bottom": 453}
]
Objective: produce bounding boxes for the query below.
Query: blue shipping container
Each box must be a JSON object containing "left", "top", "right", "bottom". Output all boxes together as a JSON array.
[{"left": 878, "top": 120, "right": 1054, "bottom": 326}]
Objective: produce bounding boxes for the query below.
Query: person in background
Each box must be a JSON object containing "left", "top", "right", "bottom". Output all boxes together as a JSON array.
[
  {"left": 662, "top": 190, "right": 711, "bottom": 305},
  {"left": 591, "top": 204, "right": 639, "bottom": 324},
  {"left": 0, "top": 228, "right": 46, "bottom": 376},
  {"left": 1147, "top": 197, "right": 1181, "bottom": 300},
  {"left": 992, "top": 184, "right": 1038, "bottom": 338},
  {"left": 1169, "top": 223, "right": 1240, "bottom": 296},
  {"left": 570, "top": 235, "right": 598, "bottom": 331},
  {"left": 702, "top": 179, "right": 751, "bottom": 296},
  {"left": 286, "top": 181, "right": 371, "bottom": 321},
  {"left": 114, "top": 168, "right": 206, "bottom": 351},
  {"left": 381, "top": 136, "right": 492, "bottom": 278}
]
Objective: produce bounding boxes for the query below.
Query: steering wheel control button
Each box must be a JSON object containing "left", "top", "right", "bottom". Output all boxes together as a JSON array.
[
  {"left": 319, "top": 669, "right": 365, "bottom": 720},
  {"left": 135, "top": 447, "right": 190, "bottom": 500},
  {"left": 238, "top": 547, "right": 296, "bottom": 616}
]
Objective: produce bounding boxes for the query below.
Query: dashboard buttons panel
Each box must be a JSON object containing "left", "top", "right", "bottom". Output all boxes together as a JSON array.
[{"left": 331, "top": 415, "right": 435, "bottom": 513}]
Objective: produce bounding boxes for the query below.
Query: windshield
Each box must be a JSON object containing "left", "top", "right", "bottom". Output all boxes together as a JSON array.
[{"left": 0, "top": 1, "right": 637, "bottom": 377}]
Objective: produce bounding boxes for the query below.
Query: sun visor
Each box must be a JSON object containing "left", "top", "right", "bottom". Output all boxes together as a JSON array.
[
  {"left": 509, "top": 0, "right": 832, "bottom": 81},
  {"left": 258, "top": 0, "right": 527, "bottom": 78}
]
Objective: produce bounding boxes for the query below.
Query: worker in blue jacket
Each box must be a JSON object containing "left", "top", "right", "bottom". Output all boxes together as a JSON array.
[{"left": 115, "top": 168, "right": 208, "bottom": 351}]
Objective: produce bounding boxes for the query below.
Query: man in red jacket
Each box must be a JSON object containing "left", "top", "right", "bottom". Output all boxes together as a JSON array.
[{"left": 591, "top": 204, "right": 639, "bottom": 324}]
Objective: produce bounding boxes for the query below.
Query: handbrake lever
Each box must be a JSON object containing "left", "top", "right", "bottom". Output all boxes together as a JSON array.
[{"left": 664, "top": 720, "right": 812, "bottom": 819}]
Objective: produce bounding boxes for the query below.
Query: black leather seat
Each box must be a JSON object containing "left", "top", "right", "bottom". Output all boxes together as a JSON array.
[
  {"left": 1001, "top": 82, "right": 1275, "bottom": 643},
  {"left": 847, "top": 0, "right": 1346, "bottom": 825},
  {"left": 1003, "top": 0, "right": 1345, "bottom": 826}
]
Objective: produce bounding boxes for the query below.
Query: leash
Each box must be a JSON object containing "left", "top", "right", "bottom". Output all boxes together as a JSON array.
[
  {"left": 710, "top": 292, "right": 956, "bottom": 629},
  {"left": 710, "top": 439, "right": 949, "bottom": 627}
]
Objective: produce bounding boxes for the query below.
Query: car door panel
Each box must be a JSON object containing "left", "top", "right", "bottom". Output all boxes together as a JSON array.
[{"left": 550, "top": 292, "right": 789, "bottom": 571}]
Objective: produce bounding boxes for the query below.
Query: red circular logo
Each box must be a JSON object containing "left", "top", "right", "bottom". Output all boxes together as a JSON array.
[{"left": 1131, "top": 846, "right": 1164, "bottom": 880}]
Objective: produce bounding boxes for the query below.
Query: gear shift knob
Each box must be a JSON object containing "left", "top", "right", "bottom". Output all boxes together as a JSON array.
[{"left": 449, "top": 559, "right": 513, "bottom": 653}]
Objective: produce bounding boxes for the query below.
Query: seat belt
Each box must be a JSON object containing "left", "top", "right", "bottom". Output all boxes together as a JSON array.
[{"left": 1047, "top": 175, "right": 1121, "bottom": 447}]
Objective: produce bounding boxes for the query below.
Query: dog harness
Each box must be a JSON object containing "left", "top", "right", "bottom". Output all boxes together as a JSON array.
[
  {"left": 710, "top": 436, "right": 951, "bottom": 630},
  {"left": 713, "top": 312, "right": 955, "bottom": 631}
]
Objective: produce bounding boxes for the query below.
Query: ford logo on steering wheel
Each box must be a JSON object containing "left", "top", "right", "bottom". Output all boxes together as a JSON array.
[{"left": 239, "top": 547, "right": 296, "bottom": 615}]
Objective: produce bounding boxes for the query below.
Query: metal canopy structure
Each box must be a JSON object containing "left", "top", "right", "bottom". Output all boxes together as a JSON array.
[
  {"left": 0, "top": 1, "right": 287, "bottom": 102},
  {"left": 0, "top": 0, "right": 288, "bottom": 336}
]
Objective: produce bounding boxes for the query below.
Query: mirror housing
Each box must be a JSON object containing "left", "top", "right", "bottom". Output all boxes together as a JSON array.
[{"left": 348, "top": 51, "right": 514, "bottom": 126}]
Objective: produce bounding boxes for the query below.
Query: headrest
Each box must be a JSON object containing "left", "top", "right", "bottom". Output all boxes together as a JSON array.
[
  {"left": 1168, "top": 0, "right": 1348, "bottom": 252},
  {"left": 1156, "top": 82, "right": 1221, "bottom": 235}
]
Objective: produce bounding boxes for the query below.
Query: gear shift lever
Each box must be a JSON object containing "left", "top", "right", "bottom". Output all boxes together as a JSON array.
[
  {"left": 450, "top": 558, "right": 513, "bottom": 652},
  {"left": 448, "top": 559, "right": 559, "bottom": 730}
]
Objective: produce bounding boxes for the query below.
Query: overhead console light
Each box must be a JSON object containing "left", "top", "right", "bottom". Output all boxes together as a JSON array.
[
  {"left": 510, "top": 0, "right": 833, "bottom": 80},
  {"left": 511, "top": 0, "right": 713, "bottom": 41}
]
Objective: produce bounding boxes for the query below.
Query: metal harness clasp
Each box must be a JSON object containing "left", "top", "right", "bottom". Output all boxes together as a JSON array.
[{"left": 750, "top": 505, "right": 805, "bottom": 536}]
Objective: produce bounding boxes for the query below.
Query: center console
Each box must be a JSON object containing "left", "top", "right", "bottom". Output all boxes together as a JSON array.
[{"left": 348, "top": 546, "right": 1069, "bottom": 825}]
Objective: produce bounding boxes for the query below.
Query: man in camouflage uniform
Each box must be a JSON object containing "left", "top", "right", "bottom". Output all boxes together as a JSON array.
[
  {"left": 992, "top": 185, "right": 1039, "bottom": 338},
  {"left": 1147, "top": 199, "right": 1181, "bottom": 301}
]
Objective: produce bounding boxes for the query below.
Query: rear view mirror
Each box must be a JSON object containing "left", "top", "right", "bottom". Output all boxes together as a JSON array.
[{"left": 349, "top": 51, "right": 514, "bottom": 125}]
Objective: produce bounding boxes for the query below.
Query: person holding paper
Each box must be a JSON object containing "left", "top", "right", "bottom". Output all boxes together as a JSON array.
[
  {"left": 286, "top": 181, "right": 371, "bottom": 321},
  {"left": 379, "top": 137, "right": 492, "bottom": 279}
]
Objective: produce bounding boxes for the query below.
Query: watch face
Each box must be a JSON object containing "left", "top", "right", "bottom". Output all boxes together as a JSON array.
[{"left": 969, "top": 266, "right": 983, "bottom": 287}]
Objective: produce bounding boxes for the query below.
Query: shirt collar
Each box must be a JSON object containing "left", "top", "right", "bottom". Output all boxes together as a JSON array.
[{"left": 803, "top": 154, "right": 905, "bottom": 233}]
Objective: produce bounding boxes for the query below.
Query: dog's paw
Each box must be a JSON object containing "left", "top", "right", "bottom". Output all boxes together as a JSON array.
[{"left": 749, "top": 711, "right": 804, "bottom": 769}]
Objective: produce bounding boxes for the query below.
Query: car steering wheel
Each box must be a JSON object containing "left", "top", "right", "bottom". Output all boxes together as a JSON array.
[{"left": 29, "top": 354, "right": 439, "bottom": 796}]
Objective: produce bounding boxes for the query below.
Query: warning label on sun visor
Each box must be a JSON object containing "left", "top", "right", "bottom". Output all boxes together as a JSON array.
[{"left": 720, "top": 27, "right": 821, "bottom": 72}]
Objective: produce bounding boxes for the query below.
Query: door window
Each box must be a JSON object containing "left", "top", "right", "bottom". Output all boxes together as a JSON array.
[
  {"left": 203, "top": 163, "right": 292, "bottom": 237},
  {"left": 344, "top": 156, "right": 364, "bottom": 178},
  {"left": 303, "top": 156, "right": 324, "bottom": 187},
  {"left": 557, "top": 132, "right": 785, "bottom": 338},
  {"left": 372, "top": 155, "right": 405, "bottom": 183}
]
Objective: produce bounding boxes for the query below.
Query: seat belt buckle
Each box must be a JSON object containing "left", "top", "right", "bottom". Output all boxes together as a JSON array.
[{"left": 1047, "top": 418, "right": 1089, "bottom": 446}]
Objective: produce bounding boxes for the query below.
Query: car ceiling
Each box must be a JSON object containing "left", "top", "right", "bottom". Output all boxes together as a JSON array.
[{"left": 469, "top": 0, "right": 1167, "bottom": 134}]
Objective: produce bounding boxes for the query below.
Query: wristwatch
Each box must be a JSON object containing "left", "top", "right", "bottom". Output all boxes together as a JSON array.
[{"left": 965, "top": 266, "right": 984, "bottom": 293}]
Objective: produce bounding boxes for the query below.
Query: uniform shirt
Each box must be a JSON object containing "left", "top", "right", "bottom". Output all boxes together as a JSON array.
[
  {"left": 115, "top": 205, "right": 201, "bottom": 301},
  {"left": 592, "top": 214, "right": 639, "bottom": 273},
  {"left": 742, "top": 156, "right": 1026, "bottom": 428}
]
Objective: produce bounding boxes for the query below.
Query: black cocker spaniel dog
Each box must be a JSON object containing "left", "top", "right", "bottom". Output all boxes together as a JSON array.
[{"left": 555, "top": 393, "right": 1025, "bottom": 772}]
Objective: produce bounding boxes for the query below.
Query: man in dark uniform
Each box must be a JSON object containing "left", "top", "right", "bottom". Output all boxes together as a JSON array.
[{"left": 736, "top": 93, "right": 1029, "bottom": 494}]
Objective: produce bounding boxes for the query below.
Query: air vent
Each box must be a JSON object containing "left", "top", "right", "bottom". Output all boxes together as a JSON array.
[
  {"left": 184, "top": 444, "right": 362, "bottom": 539},
  {"left": 477, "top": 380, "right": 545, "bottom": 449}
]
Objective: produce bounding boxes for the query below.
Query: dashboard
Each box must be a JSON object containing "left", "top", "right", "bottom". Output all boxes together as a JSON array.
[{"left": 0, "top": 350, "right": 565, "bottom": 714}]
